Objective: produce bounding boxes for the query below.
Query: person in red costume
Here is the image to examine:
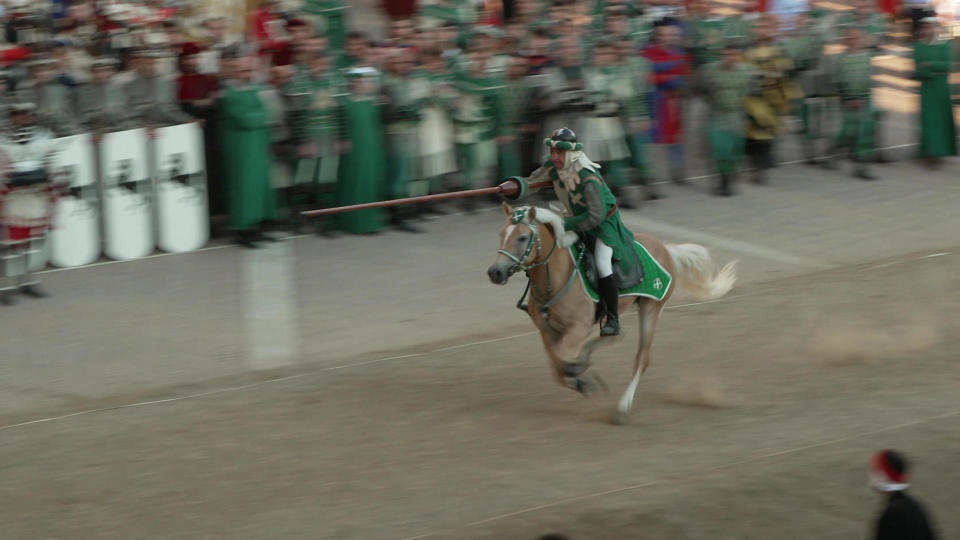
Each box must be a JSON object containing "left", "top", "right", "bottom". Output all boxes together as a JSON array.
[
  {"left": 250, "top": 0, "right": 288, "bottom": 61},
  {"left": 642, "top": 20, "right": 690, "bottom": 184}
]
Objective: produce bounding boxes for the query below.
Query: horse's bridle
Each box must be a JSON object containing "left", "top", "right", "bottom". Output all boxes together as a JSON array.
[
  {"left": 497, "top": 208, "right": 582, "bottom": 320},
  {"left": 497, "top": 208, "right": 556, "bottom": 276}
]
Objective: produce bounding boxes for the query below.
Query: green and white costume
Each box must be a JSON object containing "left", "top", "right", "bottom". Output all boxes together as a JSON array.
[
  {"left": 702, "top": 60, "right": 756, "bottom": 175},
  {"left": 383, "top": 71, "right": 432, "bottom": 198},
  {"left": 832, "top": 50, "right": 875, "bottom": 161},
  {"left": 452, "top": 70, "right": 500, "bottom": 189},
  {"left": 417, "top": 69, "right": 458, "bottom": 186},
  {"left": 507, "top": 137, "right": 642, "bottom": 288}
]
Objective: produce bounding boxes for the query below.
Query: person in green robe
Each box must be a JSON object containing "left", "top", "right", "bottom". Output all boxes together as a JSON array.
[
  {"left": 831, "top": 27, "right": 878, "bottom": 180},
  {"left": 335, "top": 67, "right": 386, "bottom": 234},
  {"left": 913, "top": 18, "right": 957, "bottom": 168},
  {"left": 703, "top": 43, "right": 756, "bottom": 196},
  {"left": 217, "top": 53, "right": 278, "bottom": 248}
]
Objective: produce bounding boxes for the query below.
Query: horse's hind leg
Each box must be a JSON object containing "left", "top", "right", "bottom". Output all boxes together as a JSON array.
[{"left": 614, "top": 299, "right": 664, "bottom": 425}]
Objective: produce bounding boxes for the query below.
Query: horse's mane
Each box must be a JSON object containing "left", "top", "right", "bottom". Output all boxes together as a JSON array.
[{"left": 525, "top": 205, "right": 566, "bottom": 243}]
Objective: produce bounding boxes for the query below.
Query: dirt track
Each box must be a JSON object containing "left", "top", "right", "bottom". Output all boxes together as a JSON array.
[{"left": 2, "top": 242, "right": 959, "bottom": 540}]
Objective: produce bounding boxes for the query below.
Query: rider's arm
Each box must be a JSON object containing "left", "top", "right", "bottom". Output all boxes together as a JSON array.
[
  {"left": 563, "top": 181, "right": 605, "bottom": 232},
  {"left": 499, "top": 165, "right": 551, "bottom": 201}
]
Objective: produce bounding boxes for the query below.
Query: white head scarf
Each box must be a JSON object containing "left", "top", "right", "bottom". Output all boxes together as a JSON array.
[{"left": 556, "top": 149, "right": 601, "bottom": 192}]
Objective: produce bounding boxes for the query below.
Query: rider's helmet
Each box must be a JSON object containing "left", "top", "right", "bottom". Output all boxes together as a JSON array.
[{"left": 544, "top": 127, "right": 582, "bottom": 151}]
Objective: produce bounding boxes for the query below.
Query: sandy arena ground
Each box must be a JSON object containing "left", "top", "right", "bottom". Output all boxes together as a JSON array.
[{"left": 3, "top": 146, "right": 960, "bottom": 539}]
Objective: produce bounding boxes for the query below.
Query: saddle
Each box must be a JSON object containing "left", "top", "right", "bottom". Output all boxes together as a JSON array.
[{"left": 575, "top": 235, "right": 645, "bottom": 321}]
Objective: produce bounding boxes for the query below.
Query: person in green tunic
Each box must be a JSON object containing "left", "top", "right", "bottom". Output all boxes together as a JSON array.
[
  {"left": 495, "top": 54, "right": 533, "bottom": 180},
  {"left": 703, "top": 43, "right": 756, "bottom": 196},
  {"left": 335, "top": 67, "right": 386, "bottom": 234},
  {"left": 782, "top": 11, "right": 834, "bottom": 167},
  {"left": 613, "top": 31, "right": 660, "bottom": 201},
  {"left": 286, "top": 50, "right": 348, "bottom": 236},
  {"left": 452, "top": 49, "right": 501, "bottom": 211},
  {"left": 498, "top": 127, "right": 644, "bottom": 337},
  {"left": 217, "top": 53, "right": 278, "bottom": 248},
  {"left": 840, "top": 0, "right": 893, "bottom": 162},
  {"left": 382, "top": 47, "right": 430, "bottom": 233},
  {"left": 913, "top": 18, "right": 957, "bottom": 168},
  {"left": 831, "top": 27, "right": 878, "bottom": 180}
]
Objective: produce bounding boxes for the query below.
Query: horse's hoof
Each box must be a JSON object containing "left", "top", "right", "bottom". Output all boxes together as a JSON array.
[
  {"left": 571, "top": 377, "right": 596, "bottom": 396},
  {"left": 562, "top": 361, "right": 589, "bottom": 378},
  {"left": 613, "top": 410, "right": 628, "bottom": 425}
]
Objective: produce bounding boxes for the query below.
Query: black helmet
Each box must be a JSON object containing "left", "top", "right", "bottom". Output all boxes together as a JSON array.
[{"left": 544, "top": 127, "right": 581, "bottom": 150}]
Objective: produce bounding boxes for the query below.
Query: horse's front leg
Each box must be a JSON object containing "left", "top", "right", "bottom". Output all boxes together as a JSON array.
[{"left": 537, "top": 320, "right": 596, "bottom": 393}]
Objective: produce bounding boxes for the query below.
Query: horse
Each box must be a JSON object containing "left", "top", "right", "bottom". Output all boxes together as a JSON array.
[{"left": 487, "top": 203, "right": 738, "bottom": 424}]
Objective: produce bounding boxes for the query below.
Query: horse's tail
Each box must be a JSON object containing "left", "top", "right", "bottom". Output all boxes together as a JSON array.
[{"left": 666, "top": 244, "right": 738, "bottom": 301}]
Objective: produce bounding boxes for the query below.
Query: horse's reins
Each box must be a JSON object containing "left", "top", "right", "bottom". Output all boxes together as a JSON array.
[{"left": 497, "top": 209, "right": 581, "bottom": 318}]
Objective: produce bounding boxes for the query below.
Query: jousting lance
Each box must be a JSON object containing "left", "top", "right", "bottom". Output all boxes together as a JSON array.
[{"left": 300, "top": 179, "right": 551, "bottom": 217}]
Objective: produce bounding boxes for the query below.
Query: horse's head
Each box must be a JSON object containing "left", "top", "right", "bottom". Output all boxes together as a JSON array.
[{"left": 487, "top": 202, "right": 561, "bottom": 285}]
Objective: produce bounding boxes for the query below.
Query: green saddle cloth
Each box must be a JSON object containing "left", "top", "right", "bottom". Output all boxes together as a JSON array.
[{"left": 571, "top": 241, "right": 673, "bottom": 302}]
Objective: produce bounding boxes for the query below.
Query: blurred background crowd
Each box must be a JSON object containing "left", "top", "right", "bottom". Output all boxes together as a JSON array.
[{"left": 0, "top": 0, "right": 956, "bottom": 246}]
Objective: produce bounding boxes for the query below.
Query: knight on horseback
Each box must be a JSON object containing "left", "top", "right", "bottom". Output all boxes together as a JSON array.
[{"left": 498, "top": 127, "right": 643, "bottom": 337}]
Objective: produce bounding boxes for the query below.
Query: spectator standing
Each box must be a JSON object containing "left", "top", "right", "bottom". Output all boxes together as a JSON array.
[
  {"left": 868, "top": 450, "right": 939, "bottom": 540},
  {"left": 783, "top": 11, "right": 834, "bottom": 167},
  {"left": 336, "top": 67, "right": 386, "bottom": 235},
  {"left": 643, "top": 21, "right": 690, "bottom": 184},
  {"left": 831, "top": 27, "right": 878, "bottom": 180},
  {"left": 743, "top": 14, "right": 799, "bottom": 184},
  {"left": 17, "top": 57, "right": 79, "bottom": 136},
  {"left": 176, "top": 43, "right": 223, "bottom": 218},
  {"left": 382, "top": 46, "right": 427, "bottom": 232},
  {"left": 217, "top": 52, "right": 277, "bottom": 248},
  {"left": 495, "top": 54, "right": 532, "bottom": 181},
  {"left": 702, "top": 42, "right": 754, "bottom": 196},
  {"left": 126, "top": 48, "right": 194, "bottom": 130},
  {"left": 582, "top": 40, "right": 633, "bottom": 204},
  {"left": 416, "top": 48, "right": 458, "bottom": 208},
  {"left": 452, "top": 47, "right": 499, "bottom": 211},
  {"left": 78, "top": 56, "right": 133, "bottom": 136},
  {"left": 912, "top": 18, "right": 956, "bottom": 169}
]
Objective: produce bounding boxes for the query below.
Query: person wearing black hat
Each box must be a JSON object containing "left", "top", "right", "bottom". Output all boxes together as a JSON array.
[{"left": 868, "top": 450, "right": 939, "bottom": 540}]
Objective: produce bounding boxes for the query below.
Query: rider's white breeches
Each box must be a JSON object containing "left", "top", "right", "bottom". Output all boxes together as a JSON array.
[{"left": 594, "top": 238, "right": 614, "bottom": 278}]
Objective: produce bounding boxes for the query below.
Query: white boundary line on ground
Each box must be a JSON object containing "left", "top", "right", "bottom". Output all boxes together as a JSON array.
[
  {"left": 1, "top": 249, "right": 952, "bottom": 434},
  {"left": 398, "top": 409, "right": 960, "bottom": 540}
]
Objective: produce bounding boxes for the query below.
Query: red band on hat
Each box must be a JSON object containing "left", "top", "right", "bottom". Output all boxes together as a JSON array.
[{"left": 872, "top": 451, "right": 908, "bottom": 484}]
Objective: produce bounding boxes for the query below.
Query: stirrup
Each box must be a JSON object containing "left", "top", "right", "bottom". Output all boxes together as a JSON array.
[{"left": 600, "top": 315, "right": 620, "bottom": 336}]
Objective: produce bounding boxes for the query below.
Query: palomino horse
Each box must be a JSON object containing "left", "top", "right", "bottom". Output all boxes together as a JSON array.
[{"left": 487, "top": 203, "right": 737, "bottom": 424}]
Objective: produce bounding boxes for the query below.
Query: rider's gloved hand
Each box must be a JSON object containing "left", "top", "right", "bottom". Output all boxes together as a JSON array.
[{"left": 497, "top": 178, "right": 522, "bottom": 201}]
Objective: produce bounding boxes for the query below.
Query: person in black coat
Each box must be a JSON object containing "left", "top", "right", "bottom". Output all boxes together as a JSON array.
[{"left": 869, "top": 449, "right": 939, "bottom": 540}]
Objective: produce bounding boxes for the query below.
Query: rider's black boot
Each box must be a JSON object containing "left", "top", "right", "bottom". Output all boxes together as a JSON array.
[{"left": 599, "top": 275, "right": 620, "bottom": 336}]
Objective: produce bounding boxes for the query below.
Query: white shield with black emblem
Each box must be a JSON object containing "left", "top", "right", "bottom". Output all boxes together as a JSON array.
[
  {"left": 49, "top": 133, "right": 100, "bottom": 267},
  {"left": 101, "top": 128, "right": 154, "bottom": 261},
  {"left": 153, "top": 123, "right": 208, "bottom": 253}
]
